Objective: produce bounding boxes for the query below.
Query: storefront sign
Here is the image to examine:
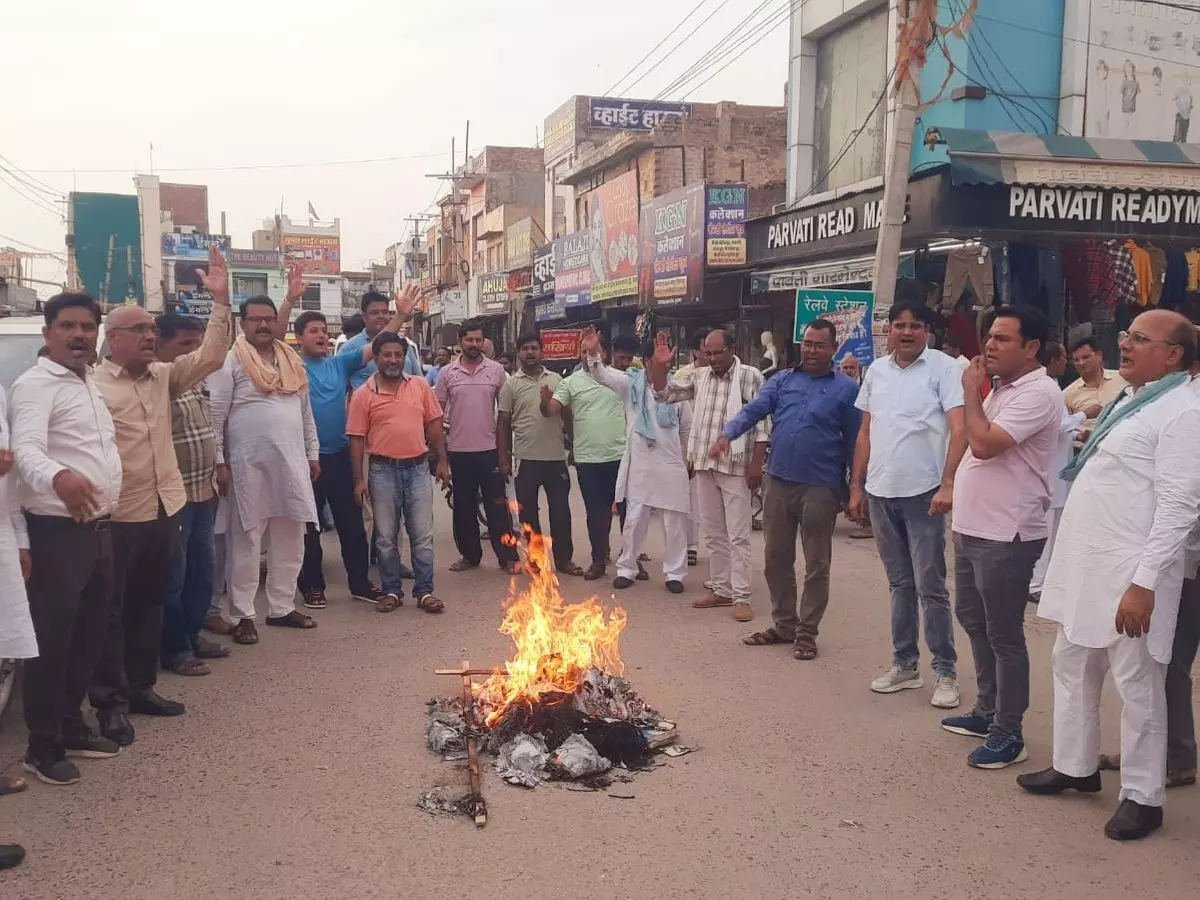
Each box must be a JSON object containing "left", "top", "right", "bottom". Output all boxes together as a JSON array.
[
  {"left": 507, "top": 269, "right": 532, "bottom": 293},
  {"left": 766, "top": 199, "right": 884, "bottom": 251},
  {"left": 441, "top": 289, "right": 468, "bottom": 322},
  {"left": 175, "top": 289, "right": 214, "bottom": 317},
  {"left": 534, "top": 295, "right": 566, "bottom": 322},
  {"left": 587, "top": 97, "right": 690, "bottom": 131},
  {"left": 543, "top": 98, "right": 579, "bottom": 164},
  {"left": 540, "top": 328, "right": 582, "bottom": 361},
  {"left": 706, "top": 183, "right": 748, "bottom": 267},
  {"left": 532, "top": 243, "right": 555, "bottom": 299},
  {"left": 478, "top": 273, "right": 510, "bottom": 313},
  {"left": 1007, "top": 184, "right": 1200, "bottom": 225},
  {"left": 752, "top": 256, "right": 879, "bottom": 294},
  {"left": 227, "top": 248, "right": 280, "bottom": 269},
  {"left": 554, "top": 230, "right": 592, "bottom": 307},
  {"left": 793, "top": 289, "right": 875, "bottom": 368},
  {"left": 587, "top": 171, "right": 639, "bottom": 301},
  {"left": 161, "top": 233, "right": 230, "bottom": 260},
  {"left": 505, "top": 218, "right": 536, "bottom": 269},
  {"left": 640, "top": 182, "right": 705, "bottom": 305},
  {"left": 282, "top": 234, "right": 341, "bottom": 275}
]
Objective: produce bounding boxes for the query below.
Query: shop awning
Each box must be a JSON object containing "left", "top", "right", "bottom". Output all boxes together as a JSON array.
[{"left": 928, "top": 127, "right": 1200, "bottom": 190}]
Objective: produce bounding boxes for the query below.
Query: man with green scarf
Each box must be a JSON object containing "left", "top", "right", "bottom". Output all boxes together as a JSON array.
[{"left": 1018, "top": 310, "right": 1200, "bottom": 843}]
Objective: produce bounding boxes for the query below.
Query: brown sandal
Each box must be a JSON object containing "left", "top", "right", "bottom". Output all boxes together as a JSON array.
[
  {"left": 793, "top": 635, "right": 818, "bottom": 660},
  {"left": 265, "top": 611, "right": 317, "bottom": 629},
  {"left": 232, "top": 619, "right": 259, "bottom": 645},
  {"left": 376, "top": 593, "right": 403, "bottom": 613},
  {"left": 417, "top": 594, "right": 445, "bottom": 614},
  {"left": 165, "top": 657, "right": 210, "bottom": 676},
  {"left": 743, "top": 627, "right": 791, "bottom": 646}
]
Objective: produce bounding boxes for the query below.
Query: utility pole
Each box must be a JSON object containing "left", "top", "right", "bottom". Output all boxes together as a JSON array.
[{"left": 870, "top": 0, "right": 924, "bottom": 341}]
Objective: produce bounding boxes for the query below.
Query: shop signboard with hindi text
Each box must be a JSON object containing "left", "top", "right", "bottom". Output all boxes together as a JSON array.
[
  {"left": 441, "top": 289, "right": 468, "bottom": 322},
  {"left": 553, "top": 230, "right": 591, "bottom": 308},
  {"left": 587, "top": 171, "right": 639, "bottom": 301},
  {"left": 640, "top": 182, "right": 705, "bottom": 305},
  {"left": 161, "top": 232, "right": 230, "bottom": 260},
  {"left": 705, "top": 182, "right": 748, "bottom": 267},
  {"left": 532, "top": 243, "right": 555, "bottom": 299},
  {"left": 281, "top": 234, "right": 341, "bottom": 275},
  {"left": 588, "top": 97, "right": 690, "bottom": 132},
  {"left": 539, "top": 328, "right": 582, "bottom": 362},
  {"left": 793, "top": 289, "right": 874, "bottom": 368}
]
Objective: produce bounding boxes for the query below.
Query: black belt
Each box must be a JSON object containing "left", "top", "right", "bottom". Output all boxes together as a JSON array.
[
  {"left": 25, "top": 513, "right": 112, "bottom": 532},
  {"left": 372, "top": 453, "right": 427, "bottom": 468}
]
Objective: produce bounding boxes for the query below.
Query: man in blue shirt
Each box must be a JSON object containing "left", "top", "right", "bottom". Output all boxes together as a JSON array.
[
  {"left": 715, "top": 319, "right": 860, "bottom": 660},
  {"left": 426, "top": 346, "right": 452, "bottom": 387},
  {"left": 338, "top": 290, "right": 423, "bottom": 390},
  {"left": 293, "top": 286, "right": 419, "bottom": 607}
]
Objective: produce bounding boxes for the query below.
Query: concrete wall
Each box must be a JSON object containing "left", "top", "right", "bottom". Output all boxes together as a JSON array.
[{"left": 134, "top": 175, "right": 164, "bottom": 312}]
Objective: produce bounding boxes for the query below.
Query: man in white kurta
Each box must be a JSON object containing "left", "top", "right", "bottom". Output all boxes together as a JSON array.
[
  {"left": 1019, "top": 310, "right": 1200, "bottom": 842},
  {"left": 210, "top": 297, "right": 319, "bottom": 645},
  {"left": 583, "top": 334, "right": 692, "bottom": 592}
]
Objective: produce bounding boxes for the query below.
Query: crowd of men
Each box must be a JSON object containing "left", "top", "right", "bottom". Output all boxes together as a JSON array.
[{"left": 1, "top": 248, "right": 1199, "bottom": 868}]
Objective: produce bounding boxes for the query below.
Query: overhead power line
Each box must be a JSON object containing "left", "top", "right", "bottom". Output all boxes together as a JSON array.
[
  {"left": 621, "top": 0, "right": 738, "bottom": 96},
  {"left": 19, "top": 149, "right": 451, "bottom": 175},
  {"left": 679, "top": 0, "right": 803, "bottom": 100},
  {"left": 601, "top": 0, "right": 713, "bottom": 96}
]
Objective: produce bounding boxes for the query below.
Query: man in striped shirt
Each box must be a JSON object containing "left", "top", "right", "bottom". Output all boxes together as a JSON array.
[{"left": 652, "top": 329, "right": 768, "bottom": 622}]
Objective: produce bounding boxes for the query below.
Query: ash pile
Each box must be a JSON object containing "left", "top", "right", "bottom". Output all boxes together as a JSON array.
[{"left": 426, "top": 667, "right": 683, "bottom": 790}]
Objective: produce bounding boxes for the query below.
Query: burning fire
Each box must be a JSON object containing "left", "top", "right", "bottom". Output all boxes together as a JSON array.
[{"left": 476, "top": 528, "right": 627, "bottom": 726}]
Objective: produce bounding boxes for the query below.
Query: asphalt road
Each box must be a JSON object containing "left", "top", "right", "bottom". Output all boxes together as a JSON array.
[{"left": 2, "top": 495, "right": 1199, "bottom": 899}]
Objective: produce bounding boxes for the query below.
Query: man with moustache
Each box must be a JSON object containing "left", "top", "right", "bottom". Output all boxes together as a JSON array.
[
  {"left": 338, "top": 289, "right": 423, "bottom": 389},
  {"left": 88, "top": 247, "right": 233, "bottom": 744},
  {"left": 1019, "top": 310, "right": 1200, "bottom": 841},
  {"left": 11, "top": 292, "right": 124, "bottom": 784},
  {"left": 210, "top": 293, "right": 319, "bottom": 646}
]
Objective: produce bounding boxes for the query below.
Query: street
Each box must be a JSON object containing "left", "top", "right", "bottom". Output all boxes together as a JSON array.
[{"left": 3, "top": 496, "right": 1199, "bottom": 900}]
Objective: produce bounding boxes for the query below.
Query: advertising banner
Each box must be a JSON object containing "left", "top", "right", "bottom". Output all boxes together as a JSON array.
[
  {"left": 532, "top": 243, "right": 555, "bottom": 298},
  {"left": 639, "top": 182, "right": 705, "bottom": 305},
  {"left": 441, "top": 289, "right": 468, "bottom": 322},
  {"left": 587, "top": 171, "right": 639, "bottom": 301},
  {"left": 540, "top": 328, "right": 582, "bottom": 361},
  {"left": 478, "top": 273, "right": 510, "bottom": 313},
  {"left": 793, "top": 289, "right": 875, "bottom": 368},
  {"left": 161, "top": 232, "right": 230, "bottom": 260},
  {"left": 175, "top": 289, "right": 214, "bottom": 317},
  {"left": 588, "top": 97, "right": 690, "bottom": 131},
  {"left": 543, "top": 98, "right": 579, "bottom": 164},
  {"left": 228, "top": 248, "right": 280, "bottom": 269},
  {"left": 553, "top": 230, "right": 592, "bottom": 308},
  {"left": 505, "top": 217, "right": 536, "bottom": 269},
  {"left": 534, "top": 295, "right": 567, "bottom": 322},
  {"left": 705, "top": 182, "right": 748, "bottom": 267},
  {"left": 282, "top": 233, "right": 341, "bottom": 275}
]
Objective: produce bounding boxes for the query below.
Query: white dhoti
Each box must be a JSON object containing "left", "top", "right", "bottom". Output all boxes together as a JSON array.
[
  {"left": 617, "top": 500, "right": 689, "bottom": 583},
  {"left": 1029, "top": 506, "right": 1062, "bottom": 593},
  {"left": 695, "top": 470, "right": 753, "bottom": 603},
  {"left": 1051, "top": 628, "right": 1168, "bottom": 807},
  {"left": 228, "top": 516, "right": 305, "bottom": 621}
]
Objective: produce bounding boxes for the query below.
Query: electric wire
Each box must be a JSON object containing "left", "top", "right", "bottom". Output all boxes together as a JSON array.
[
  {"left": 19, "top": 150, "right": 451, "bottom": 175},
  {"left": 621, "top": 0, "right": 738, "bottom": 97},
  {"left": 601, "top": 0, "right": 714, "bottom": 96},
  {"left": 680, "top": 0, "right": 803, "bottom": 99}
]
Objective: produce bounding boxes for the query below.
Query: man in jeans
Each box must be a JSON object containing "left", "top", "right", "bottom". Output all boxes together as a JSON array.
[
  {"left": 939, "top": 307, "right": 1063, "bottom": 768},
  {"left": 435, "top": 318, "right": 519, "bottom": 573},
  {"left": 156, "top": 314, "right": 229, "bottom": 676},
  {"left": 849, "top": 302, "right": 967, "bottom": 709},
  {"left": 348, "top": 333, "right": 449, "bottom": 613},
  {"left": 717, "top": 319, "right": 859, "bottom": 658},
  {"left": 542, "top": 334, "right": 634, "bottom": 580},
  {"left": 500, "top": 333, "right": 583, "bottom": 576}
]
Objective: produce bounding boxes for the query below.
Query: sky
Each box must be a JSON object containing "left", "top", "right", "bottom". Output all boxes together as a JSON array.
[{"left": 1, "top": 0, "right": 790, "bottom": 293}]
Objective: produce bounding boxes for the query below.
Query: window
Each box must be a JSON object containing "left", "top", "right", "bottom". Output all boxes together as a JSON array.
[
  {"left": 813, "top": 7, "right": 889, "bottom": 192},
  {"left": 232, "top": 273, "right": 267, "bottom": 302}
]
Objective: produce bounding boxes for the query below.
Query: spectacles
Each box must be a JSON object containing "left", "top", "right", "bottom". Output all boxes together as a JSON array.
[
  {"left": 801, "top": 340, "right": 832, "bottom": 351},
  {"left": 1120, "top": 330, "right": 1180, "bottom": 348},
  {"left": 890, "top": 322, "right": 927, "bottom": 332},
  {"left": 244, "top": 315, "right": 277, "bottom": 325},
  {"left": 109, "top": 323, "right": 157, "bottom": 336}
]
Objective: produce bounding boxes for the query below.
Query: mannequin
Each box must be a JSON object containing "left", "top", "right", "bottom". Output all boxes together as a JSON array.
[{"left": 759, "top": 330, "right": 780, "bottom": 377}]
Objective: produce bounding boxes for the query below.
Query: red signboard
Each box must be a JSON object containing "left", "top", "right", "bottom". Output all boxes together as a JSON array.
[{"left": 540, "top": 328, "right": 582, "bottom": 362}]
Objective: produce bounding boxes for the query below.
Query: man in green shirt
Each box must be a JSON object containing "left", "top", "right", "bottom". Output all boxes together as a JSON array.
[
  {"left": 542, "top": 333, "right": 635, "bottom": 580},
  {"left": 499, "top": 333, "right": 583, "bottom": 576}
]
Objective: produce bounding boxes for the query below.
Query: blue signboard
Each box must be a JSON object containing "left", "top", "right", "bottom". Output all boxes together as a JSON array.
[{"left": 793, "top": 289, "right": 874, "bottom": 368}]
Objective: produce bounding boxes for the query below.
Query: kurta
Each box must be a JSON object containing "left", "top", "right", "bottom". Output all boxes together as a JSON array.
[
  {"left": 1040, "top": 381, "right": 1200, "bottom": 663},
  {"left": 0, "top": 387, "right": 36, "bottom": 659},
  {"left": 210, "top": 352, "right": 319, "bottom": 534},
  {"left": 587, "top": 358, "right": 691, "bottom": 514}
]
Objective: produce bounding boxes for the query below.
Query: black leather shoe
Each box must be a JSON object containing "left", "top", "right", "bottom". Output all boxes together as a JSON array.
[
  {"left": 1104, "top": 798, "right": 1163, "bottom": 841},
  {"left": 128, "top": 690, "right": 185, "bottom": 717},
  {"left": 0, "top": 843, "right": 25, "bottom": 870},
  {"left": 96, "top": 710, "right": 135, "bottom": 746},
  {"left": 1017, "top": 767, "right": 1102, "bottom": 795},
  {"left": 665, "top": 580, "right": 685, "bottom": 594},
  {"left": 612, "top": 576, "right": 635, "bottom": 590}
]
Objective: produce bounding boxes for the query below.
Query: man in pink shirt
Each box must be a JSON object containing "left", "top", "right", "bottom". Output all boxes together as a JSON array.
[
  {"left": 940, "top": 306, "right": 1064, "bottom": 770},
  {"left": 434, "top": 319, "right": 518, "bottom": 573}
]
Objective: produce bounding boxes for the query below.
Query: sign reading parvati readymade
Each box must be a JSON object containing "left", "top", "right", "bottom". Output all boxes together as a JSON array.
[
  {"left": 1007, "top": 185, "right": 1200, "bottom": 226},
  {"left": 766, "top": 198, "right": 885, "bottom": 251},
  {"left": 793, "top": 289, "right": 875, "bottom": 368}
]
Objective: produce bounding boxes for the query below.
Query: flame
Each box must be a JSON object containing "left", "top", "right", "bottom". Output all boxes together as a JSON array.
[{"left": 476, "top": 527, "right": 627, "bottom": 726}]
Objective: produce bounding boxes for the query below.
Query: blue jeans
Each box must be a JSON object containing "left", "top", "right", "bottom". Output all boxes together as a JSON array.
[
  {"left": 867, "top": 489, "right": 957, "bottom": 677},
  {"left": 369, "top": 458, "right": 435, "bottom": 597},
  {"left": 160, "top": 498, "right": 218, "bottom": 666}
]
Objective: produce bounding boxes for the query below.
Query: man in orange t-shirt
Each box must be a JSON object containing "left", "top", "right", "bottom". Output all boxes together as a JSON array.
[{"left": 347, "top": 333, "right": 450, "bottom": 614}]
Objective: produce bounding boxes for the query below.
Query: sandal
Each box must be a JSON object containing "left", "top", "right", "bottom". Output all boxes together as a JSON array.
[
  {"left": 849, "top": 527, "right": 874, "bottom": 540},
  {"left": 417, "top": 594, "right": 445, "bottom": 614},
  {"left": 793, "top": 635, "right": 819, "bottom": 660},
  {"left": 194, "top": 637, "right": 231, "bottom": 660},
  {"left": 232, "top": 619, "right": 259, "bottom": 645},
  {"left": 0, "top": 775, "right": 26, "bottom": 796},
  {"left": 265, "top": 611, "right": 317, "bottom": 629},
  {"left": 1168, "top": 768, "right": 1197, "bottom": 789},
  {"left": 165, "top": 657, "right": 210, "bottom": 677},
  {"left": 557, "top": 562, "right": 585, "bottom": 577},
  {"left": 376, "top": 593, "right": 403, "bottom": 613},
  {"left": 743, "top": 627, "right": 791, "bottom": 646}
]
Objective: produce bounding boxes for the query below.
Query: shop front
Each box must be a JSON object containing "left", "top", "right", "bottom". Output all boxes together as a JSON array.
[{"left": 474, "top": 273, "right": 513, "bottom": 350}]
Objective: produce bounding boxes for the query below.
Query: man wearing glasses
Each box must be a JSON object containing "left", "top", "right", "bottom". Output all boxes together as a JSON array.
[
  {"left": 88, "top": 247, "right": 233, "bottom": 745},
  {"left": 849, "top": 302, "right": 967, "bottom": 710}
]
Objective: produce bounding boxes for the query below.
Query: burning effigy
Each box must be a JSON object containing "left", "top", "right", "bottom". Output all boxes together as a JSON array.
[{"left": 422, "top": 528, "right": 682, "bottom": 824}]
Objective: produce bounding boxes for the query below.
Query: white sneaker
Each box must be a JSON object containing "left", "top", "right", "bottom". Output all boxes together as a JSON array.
[
  {"left": 870, "top": 665, "right": 923, "bottom": 694},
  {"left": 931, "top": 675, "right": 961, "bottom": 709}
]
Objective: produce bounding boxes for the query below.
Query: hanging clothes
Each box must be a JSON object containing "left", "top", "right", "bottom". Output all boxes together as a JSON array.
[
  {"left": 941, "top": 247, "right": 995, "bottom": 315},
  {"left": 1161, "top": 251, "right": 1189, "bottom": 309},
  {"left": 1185, "top": 250, "right": 1200, "bottom": 291},
  {"left": 1144, "top": 244, "right": 1166, "bottom": 306},
  {"left": 1009, "top": 244, "right": 1066, "bottom": 339},
  {"left": 1061, "top": 245, "right": 1093, "bottom": 323},
  {"left": 1123, "top": 240, "right": 1153, "bottom": 307}
]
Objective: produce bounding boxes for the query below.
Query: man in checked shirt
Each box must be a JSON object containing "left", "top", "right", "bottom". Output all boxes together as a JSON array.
[
  {"left": 651, "top": 329, "right": 768, "bottom": 623},
  {"left": 155, "top": 313, "right": 231, "bottom": 677}
]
